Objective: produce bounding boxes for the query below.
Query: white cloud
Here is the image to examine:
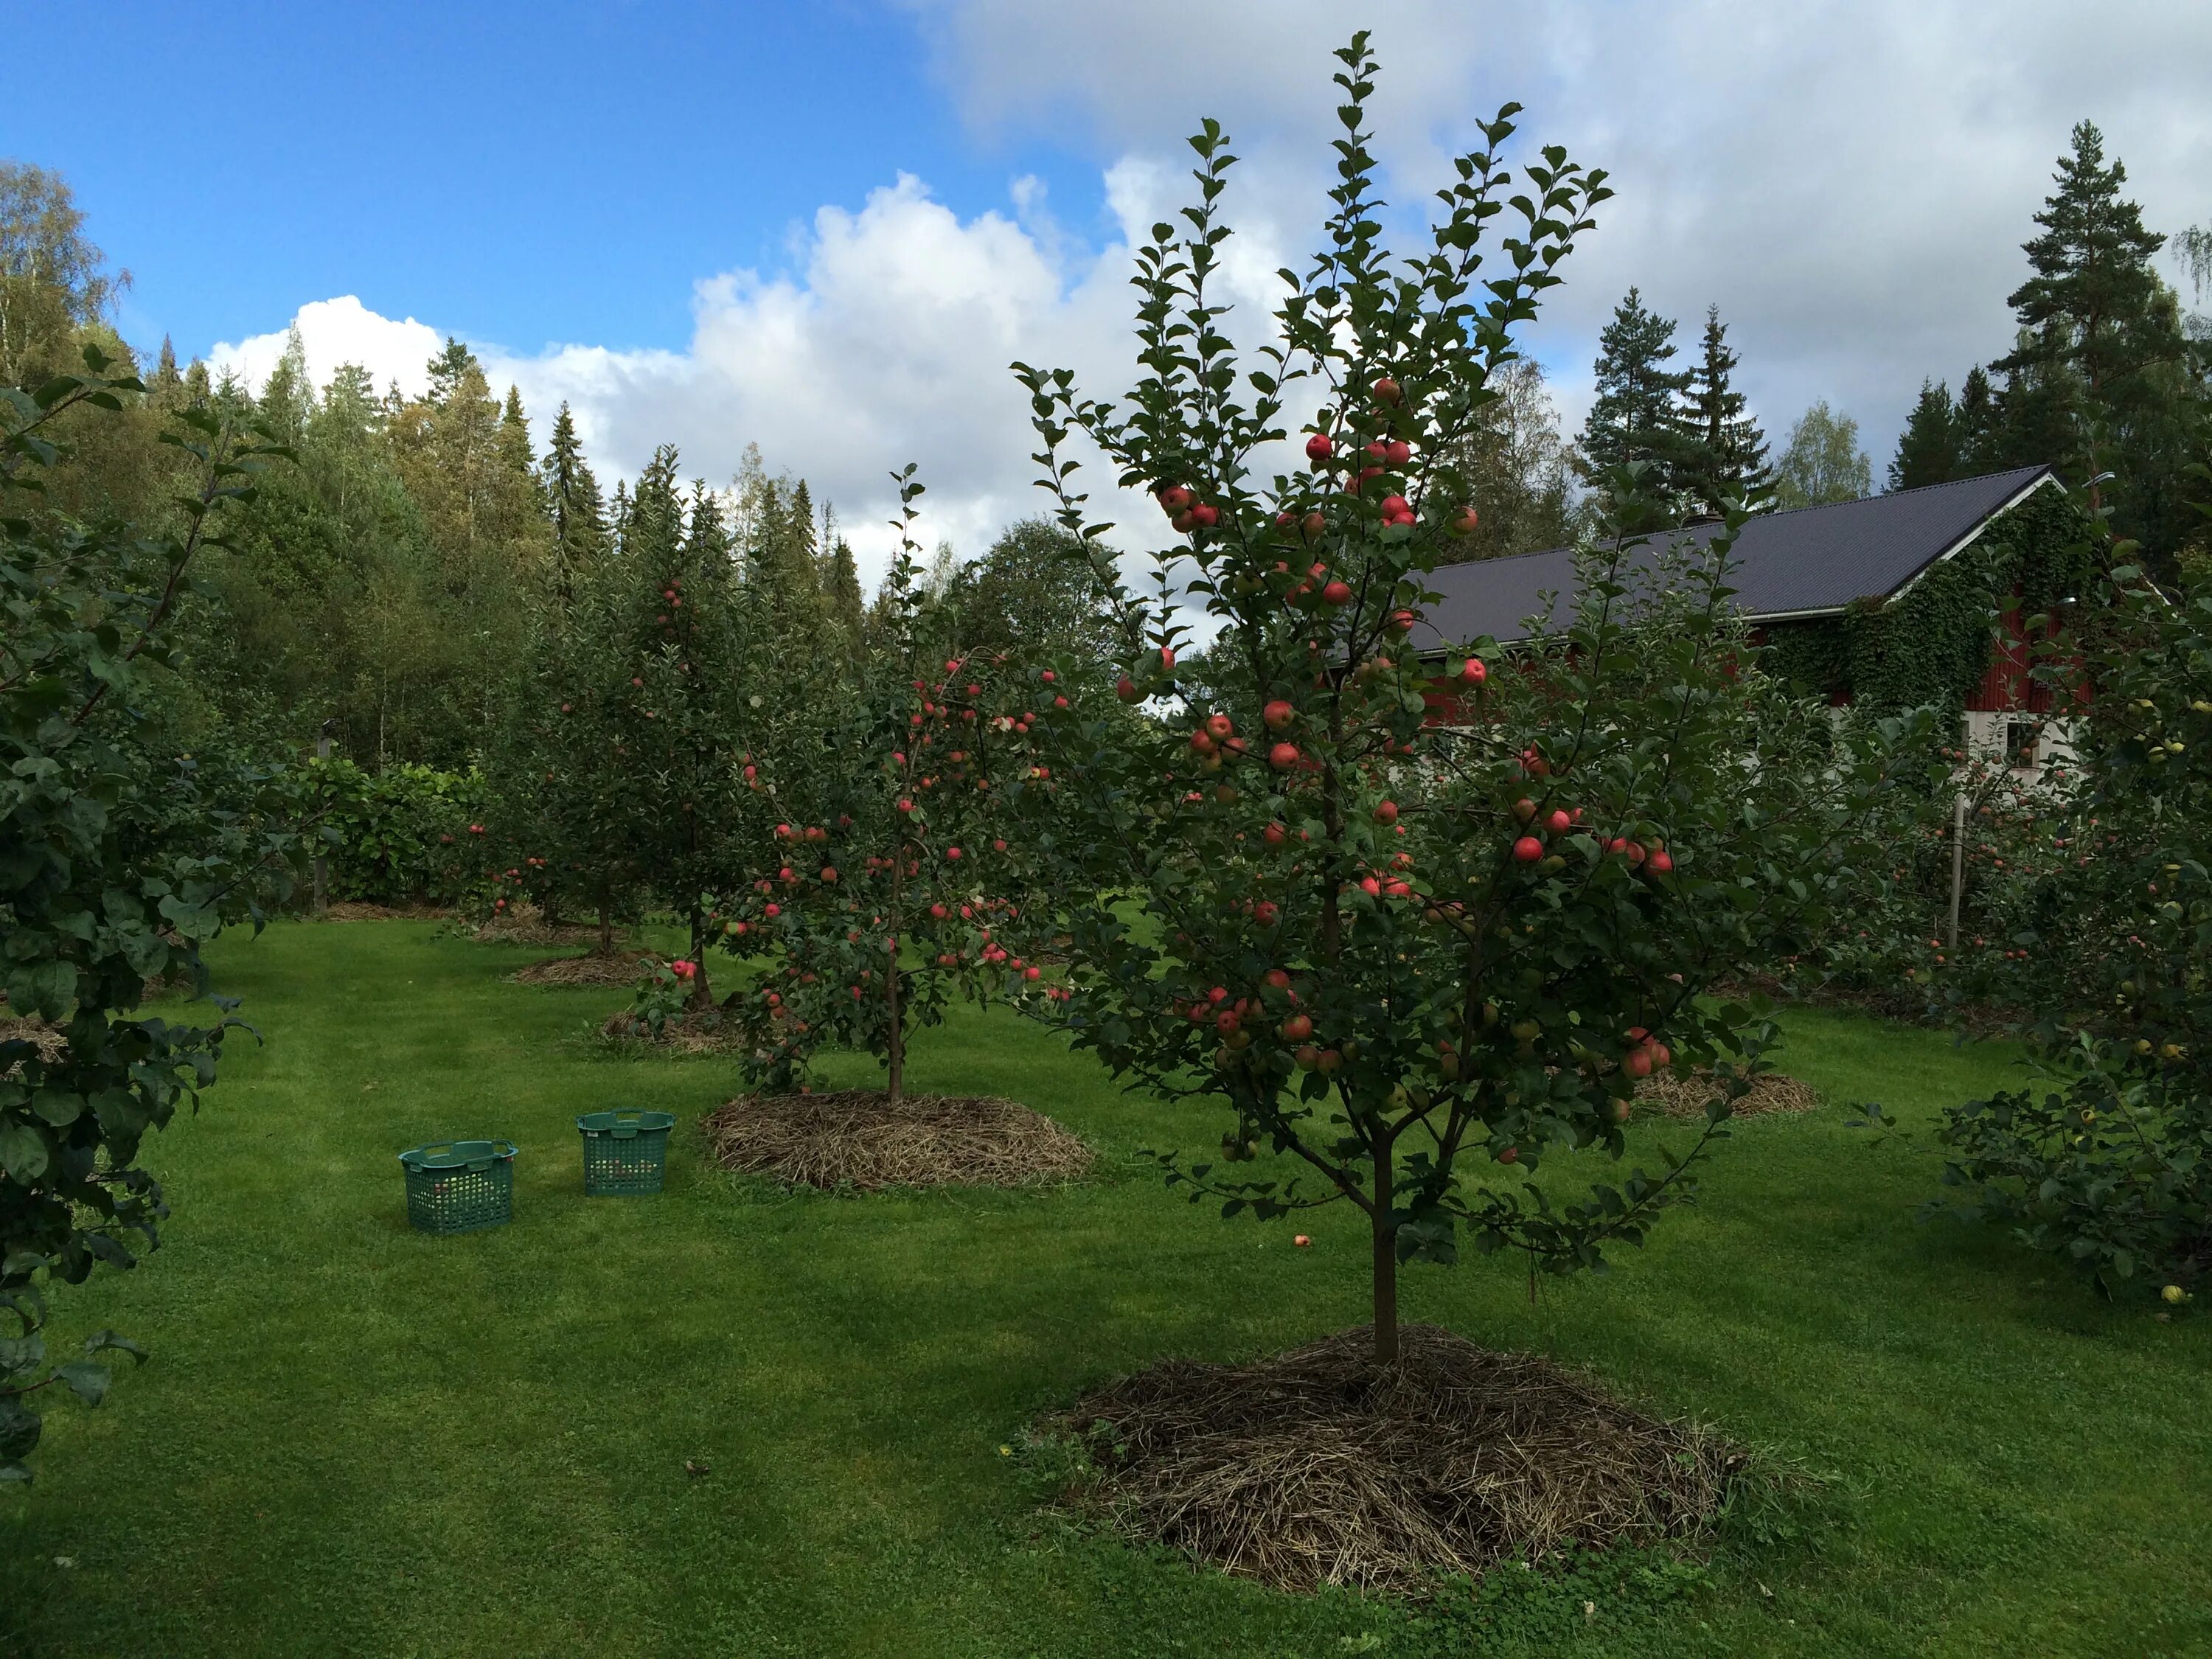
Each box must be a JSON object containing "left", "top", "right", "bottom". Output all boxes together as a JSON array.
[
  {"left": 211, "top": 1, "right": 2212, "bottom": 586},
  {"left": 211, "top": 295, "right": 446, "bottom": 402},
  {"left": 900, "top": 0, "right": 2212, "bottom": 456}
]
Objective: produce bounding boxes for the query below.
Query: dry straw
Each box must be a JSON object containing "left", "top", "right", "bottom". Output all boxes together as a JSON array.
[
  {"left": 1046, "top": 1323, "right": 1747, "bottom": 1596},
  {"left": 703, "top": 1090, "right": 1093, "bottom": 1191},
  {"left": 1636, "top": 1067, "right": 1819, "bottom": 1119}
]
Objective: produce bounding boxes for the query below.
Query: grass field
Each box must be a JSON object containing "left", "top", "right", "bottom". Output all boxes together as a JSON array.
[{"left": 2, "top": 919, "right": 2207, "bottom": 1658}]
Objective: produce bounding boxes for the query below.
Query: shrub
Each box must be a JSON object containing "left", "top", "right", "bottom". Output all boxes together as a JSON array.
[
  {"left": 1927, "top": 540, "right": 2212, "bottom": 1296},
  {"left": 310, "top": 756, "right": 484, "bottom": 908},
  {"left": 2, "top": 352, "right": 302, "bottom": 1479}
]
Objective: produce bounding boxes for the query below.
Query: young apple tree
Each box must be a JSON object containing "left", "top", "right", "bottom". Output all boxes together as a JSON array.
[
  {"left": 718, "top": 470, "right": 1060, "bottom": 1097},
  {"left": 1011, "top": 37, "right": 1921, "bottom": 1363}
]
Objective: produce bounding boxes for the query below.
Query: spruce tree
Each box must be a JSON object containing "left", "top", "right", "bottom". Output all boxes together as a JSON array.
[
  {"left": 824, "top": 535, "right": 865, "bottom": 639},
  {"left": 541, "top": 401, "right": 608, "bottom": 602},
  {"left": 1955, "top": 366, "right": 2000, "bottom": 473},
  {"left": 1578, "top": 288, "right": 1694, "bottom": 501},
  {"left": 1679, "top": 305, "right": 1768, "bottom": 512},
  {"left": 1888, "top": 379, "right": 1963, "bottom": 490}
]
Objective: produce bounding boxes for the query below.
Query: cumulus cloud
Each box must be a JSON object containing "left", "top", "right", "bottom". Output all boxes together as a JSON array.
[
  {"left": 900, "top": 0, "right": 2212, "bottom": 449},
  {"left": 213, "top": 2, "right": 2212, "bottom": 582},
  {"left": 212, "top": 295, "right": 446, "bottom": 402}
]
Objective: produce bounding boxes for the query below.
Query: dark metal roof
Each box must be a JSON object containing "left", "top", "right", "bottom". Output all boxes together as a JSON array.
[{"left": 1408, "top": 464, "right": 2056, "bottom": 650}]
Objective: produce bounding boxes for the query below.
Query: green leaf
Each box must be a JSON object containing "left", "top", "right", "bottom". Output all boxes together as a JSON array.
[{"left": 55, "top": 1360, "right": 111, "bottom": 1407}]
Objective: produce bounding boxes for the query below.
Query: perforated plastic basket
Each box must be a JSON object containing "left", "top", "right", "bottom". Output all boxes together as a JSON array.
[
  {"left": 577, "top": 1110, "right": 675, "bottom": 1195},
  {"left": 398, "top": 1140, "right": 517, "bottom": 1234}
]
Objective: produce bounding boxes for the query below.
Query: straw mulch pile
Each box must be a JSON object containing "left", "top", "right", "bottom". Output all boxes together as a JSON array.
[
  {"left": 1046, "top": 1324, "right": 1747, "bottom": 1596},
  {"left": 1635, "top": 1067, "right": 1818, "bottom": 1120},
  {"left": 703, "top": 1089, "right": 1093, "bottom": 1191},
  {"left": 599, "top": 1007, "right": 745, "bottom": 1054},
  {"left": 1, "top": 1017, "right": 69, "bottom": 1080},
  {"left": 514, "top": 950, "right": 655, "bottom": 987},
  {"left": 323, "top": 901, "right": 448, "bottom": 922}
]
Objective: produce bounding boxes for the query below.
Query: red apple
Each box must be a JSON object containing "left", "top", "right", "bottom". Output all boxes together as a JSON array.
[
  {"left": 1304, "top": 433, "right": 1333, "bottom": 462},
  {"left": 1158, "top": 484, "right": 1192, "bottom": 512},
  {"left": 1513, "top": 835, "right": 1544, "bottom": 863},
  {"left": 1263, "top": 699, "right": 1295, "bottom": 729},
  {"left": 1648, "top": 849, "right": 1674, "bottom": 874},
  {"left": 1321, "top": 580, "right": 1353, "bottom": 606},
  {"left": 1269, "top": 741, "right": 1300, "bottom": 770},
  {"left": 1458, "top": 657, "right": 1486, "bottom": 686},
  {"left": 1263, "top": 821, "right": 1288, "bottom": 846},
  {"left": 1281, "top": 1014, "right": 1313, "bottom": 1042},
  {"left": 1206, "top": 712, "right": 1234, "bottom": 740},
  {"left": 1380, "top": 494, "right": 1410, "bottom": 519},
  {"left": 1191, "top": 502, "right": 1220, "bottom": 529},
  {"left": 1496, "top": 1145, "right": 1519, "bottom": 1164},
  {"left": 1253, "top": 900, "right": 1281, "bottom": 926},
  {"left": 1374, "top": 801, "right": 1399, "bottom": 826},
  {"left": 1452, "top": 504, "right": 1479, "bottom": 535},
  {"left": 1384, "top": 439, "right": 1412, "bottom": 465},
  {"left": 1116, "top": 676, "right": 1139, "bottom": 702},
  {"left": 1546, "top": 810, "right": 1571, "bottom": 835},
  {"left": 1624, "top": 1048, "right": 1653, "bottom": 1079},
  {"left": 1372, "top": 376, "right": 1402, "bottom": 406}
]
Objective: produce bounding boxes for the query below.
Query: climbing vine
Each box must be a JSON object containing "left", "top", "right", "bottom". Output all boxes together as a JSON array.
[{"left": 1761, "top": 486, "right": 2095, "bottom": 717}]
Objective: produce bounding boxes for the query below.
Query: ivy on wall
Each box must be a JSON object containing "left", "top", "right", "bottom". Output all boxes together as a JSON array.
[{"left": 1760, "top": 485, "right": 2094, "bottom": 716}]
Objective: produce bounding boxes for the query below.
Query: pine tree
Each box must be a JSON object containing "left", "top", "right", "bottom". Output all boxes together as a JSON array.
[
  {"left": 1888, "top": 380, "right": 1964, "bottom": 491},
  {"left": 540, "top": 402, "right": 608, "bottom": 602},
  {"left": 1955, "top": 366, "right": 2001, "bottom": 473},
  {"left": 1992, "top": 120, "right": 2193, "bottom": 547},
  {"left": 824, "top": 536, "right": 865, "bottom": 637},
  {"left": 1679, "top": 305, "right": 1768, "bottom": 512},
  {"left": 1578, "top": 288, "right": 1694, "bottom": 502}
]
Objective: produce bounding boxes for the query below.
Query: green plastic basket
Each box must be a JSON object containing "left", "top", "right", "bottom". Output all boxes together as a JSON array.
[
  {"left": 577, "top": 1110, "right": 675, "bottom": 1195},
  {"left": 398, "top": 1141, "right": 517, "bottom": 1234}
]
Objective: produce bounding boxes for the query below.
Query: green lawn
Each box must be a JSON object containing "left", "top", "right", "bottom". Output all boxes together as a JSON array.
[{"left": 3, "top": 922, "right": 2206, "bottom": 1658}]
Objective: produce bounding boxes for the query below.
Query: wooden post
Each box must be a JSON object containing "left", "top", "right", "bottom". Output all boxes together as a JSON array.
[
  {"left": 1947, "top": 792, "right": 1966, "bottom": 951},
  {"left": 313, "top": 729, "right": 332, "bottom": 914}
]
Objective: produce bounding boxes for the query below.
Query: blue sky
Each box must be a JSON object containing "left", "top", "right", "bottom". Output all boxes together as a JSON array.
[
  {"left": 7, "top": 2, "right": 2208, "bottom": 572},
  {"left": 13, "top": 1, "right": 1104, "bottom": 359}
]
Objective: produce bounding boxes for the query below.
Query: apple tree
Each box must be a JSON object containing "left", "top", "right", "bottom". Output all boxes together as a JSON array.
[
  {"left": 1010, "top": 38, "right": 1921, "bottom": 1362},
  {"left": 718, "top": 470, "right": 1060, "bottom": 1097}
]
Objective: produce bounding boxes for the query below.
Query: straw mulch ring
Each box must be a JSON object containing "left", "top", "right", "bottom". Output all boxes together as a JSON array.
[
  {"left": 1635, "top": 1067, "right": 1818, "bottom": 1119},
  {"left": 703, "top": 1090, "right": 1093, "bottom": 1191},
  {"left": 323, "top": 901, "right": 448, "bottom": 922},
  {"left": 1044, "top": 1323, "right": 1747, "bottom": 1597},
  {"left": 514, "top": 950, "right": 655, "bottom": 987}
]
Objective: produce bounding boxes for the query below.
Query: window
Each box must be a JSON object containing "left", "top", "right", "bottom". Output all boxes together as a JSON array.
[{"left": 2005, "top": 718, "right": 2037, "bottom": 768}]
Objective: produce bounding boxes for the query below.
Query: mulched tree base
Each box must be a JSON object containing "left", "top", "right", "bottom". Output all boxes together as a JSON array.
[
  {"left": 702, "top": 1090, "right": 1093, "bottom": 1191},
  {"left": 1636, "top": 1067, "right": 1818, "bottom": 1119},
  {"left": 513, "top": 951, "right": 655, "bottom": 987},
  {"left": 321, "top": 901, "right": 450, "bottom": 922},
  {"left": 1043, "top": 1324, "right": 1747, "bottom": 1597},
  {"left": 599, "top": 1007, "right": 746, "bottom": 1054},
  {"left": 1, "top": 1016, "right": 69, "bottom": 1080}
]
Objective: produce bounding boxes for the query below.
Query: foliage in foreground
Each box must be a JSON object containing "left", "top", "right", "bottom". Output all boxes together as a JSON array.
[
  {"left": 1, "top": 350, "right": 301, "bottom": 1480},
  {"left": 1013, "top": 36, "right": 1929, "bottom": 1362}
]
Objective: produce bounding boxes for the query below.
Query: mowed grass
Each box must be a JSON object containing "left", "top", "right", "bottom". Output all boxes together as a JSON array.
[{"left": 2, "top": 922, "right": 2208, "bottom": 1658}]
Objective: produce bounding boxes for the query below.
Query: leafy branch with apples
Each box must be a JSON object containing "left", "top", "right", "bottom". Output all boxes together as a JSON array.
[{"left": 1012, "top": 35, "right": 1926, "bottom": 1363}]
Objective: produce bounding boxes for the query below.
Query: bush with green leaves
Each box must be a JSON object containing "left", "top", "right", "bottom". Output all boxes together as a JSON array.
[
  {"left": 2, "top": 349, "right": 302, "bottom": 1481},
  {"left": 1011, "top": 38, "right": 1924, "bottom": 1363},
  {"left": 1925, "top": 545, "right": 2212, "bottom": 1298},
  {"left": 309, "top": 755, "right": 484, "bottom": 908},
  {"left": 718, "top": 472, "right": 1058, "bottom": 1096}
]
